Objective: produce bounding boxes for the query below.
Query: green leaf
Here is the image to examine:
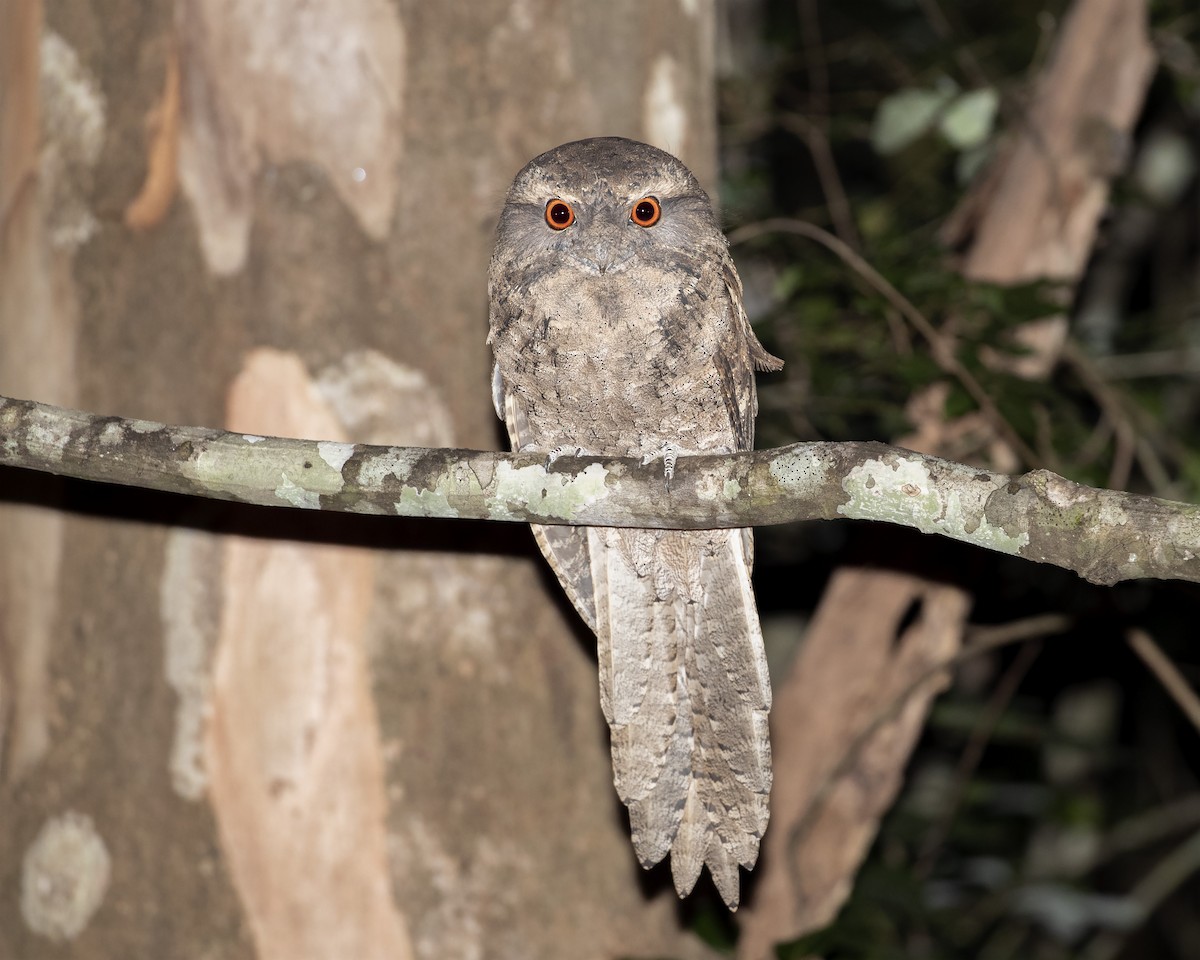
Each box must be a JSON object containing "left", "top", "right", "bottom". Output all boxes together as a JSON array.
[
  {"left": 871, "top": 82, "right": 958, "bottom": 155},
  {"left": 939, "top": 87, "right": 999, "bottom": 150}
]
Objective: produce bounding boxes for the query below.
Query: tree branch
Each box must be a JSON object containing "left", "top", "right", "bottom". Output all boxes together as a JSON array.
[{"left": 2, "top": 394, "right": 1197, "bottom": 586}]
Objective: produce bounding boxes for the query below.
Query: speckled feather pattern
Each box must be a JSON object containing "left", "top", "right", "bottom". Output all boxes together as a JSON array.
[{"left": 488, "top": 137, "right": 782, "bottom": 909}]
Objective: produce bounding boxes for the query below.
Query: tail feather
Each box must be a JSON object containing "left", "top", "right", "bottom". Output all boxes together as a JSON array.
[
  {"left": 591, "top": 527, "right": 772, "bottom": 910},
  {"left": 594, "top": 529, "right": 682, "bottom": 803},
  {"left": 693, "top": 538, "right": 772, "bottom": 794},
  {"left": 625, "top": 694, "right": 693, "bottom": 865},
  {"left": 703, "top": 833, "right": 740, "bottom": 909},
  {"left": 668, "top": 781, "right": 708, "bottom": 897}
]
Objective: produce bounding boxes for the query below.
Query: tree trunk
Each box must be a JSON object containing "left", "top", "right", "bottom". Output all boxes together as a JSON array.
[{"left": 0, "top": 1, "right": 722, "bottom": 957}]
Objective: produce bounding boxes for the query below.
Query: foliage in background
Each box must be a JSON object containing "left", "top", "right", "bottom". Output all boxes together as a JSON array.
[{"left": 713, "top": 0, "right": 1200, "bottom": 956}]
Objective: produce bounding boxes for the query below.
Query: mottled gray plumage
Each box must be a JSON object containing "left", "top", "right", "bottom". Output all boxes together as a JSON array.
[{"left": 487, "top": 137, "right": 782, "bottom": 909}]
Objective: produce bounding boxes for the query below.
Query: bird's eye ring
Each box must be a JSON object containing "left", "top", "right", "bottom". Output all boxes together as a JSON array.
[
  {"left": 630, "top": 197, "right": 661, "bottom": 227},
  {"left": 545, "top": 199, "right": 575, "bottom": 230}
]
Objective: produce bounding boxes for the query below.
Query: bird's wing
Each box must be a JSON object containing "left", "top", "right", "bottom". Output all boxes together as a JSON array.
[
  {"left": 723, "top": 254, "right": 785, "bottom": 376},
  {"left": 719, "top": 253, "right": 784, "bottom": 452},
  {"left": 714, "top": 253, "right": 783, "bottom": 576},
  {"left": 494, "top": 364, "right": 597, "bottom": 632}
]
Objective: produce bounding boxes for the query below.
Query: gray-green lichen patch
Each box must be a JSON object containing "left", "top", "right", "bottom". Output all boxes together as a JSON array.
[
  {"left": 25, "top": 407, "right": 75, "bottom": 462},
  {"left": 317, "top": 440, "right": 355, "bottom": 472},
  {"left": 98, "top": 421, "right": 124, "bottom": 447},
  {"left": 693, "top": 470, "right": 739, "bottom": 502},
  {"left": 1096, "top": 498, "right": 1132, "bottom": 529},
  {"left": 21, "top": 811, "right": 111, "bottom": 941},
  {"left": 190, "top": 447, "right": 254, "bottom": 498},
  {"left": 489, "top": 460, "right": 610, "bottom": 522},
  {"left": 0, "top": 405, "right": 15, "bottom": 455},
  {"left": 1027, "top": 471, "right": 1134, "bottom": 545},
  {"left": 275, "top": 474, "right": 322, "bottom": 510},
  {"left": 841, "top": 456, "right": 1029, "bottom": 554},
  {"left": 1080, "top": 495, "right": 1136, "bottom": 565},
  {"left": 188, "top": 440, "right": 347, "bottom": 505},
  {"left": 168, "top": 430, "right": 198, "bottom": 448},
  {"left": 1037, "top": 471, "right": 1091, "bottom": 509},
  {"left": 940, "top": 489, "right": 1029, "bottom": 553},
  {"left": 395, "top": 485, "right": 461, "bottom": 518},
  {"left": 768, "top": 447, "right": 829, "bottom": 494},
  {"left": 356, "top": 448, "right": 416, "bottom": 490}
]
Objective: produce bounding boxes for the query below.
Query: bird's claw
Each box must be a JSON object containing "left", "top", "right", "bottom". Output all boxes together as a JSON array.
[
  {"left": 546, "top": 445, "right": 585, "bottom": 467},
  {"left": 641, "top": 442, "right": 682, "bottom": 487}
]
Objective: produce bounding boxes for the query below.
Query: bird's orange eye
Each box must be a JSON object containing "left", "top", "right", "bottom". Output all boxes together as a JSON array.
[
  {"left": 630, "top": 197, "right": 661, "bottom": 227},
  {"left": 545, "top": 199, "right": 575, "bottom": 229}
]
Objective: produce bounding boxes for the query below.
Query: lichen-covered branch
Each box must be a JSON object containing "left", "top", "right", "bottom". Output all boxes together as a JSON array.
[{"left": 1, "top": 394, "right": 1197, "bottom": 586}]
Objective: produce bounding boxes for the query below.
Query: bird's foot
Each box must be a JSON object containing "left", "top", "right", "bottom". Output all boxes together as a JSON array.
[
  {"left": 640, "top": 442, "right": 683, "bottom": 487},
  {"left": 545, "top": 445, "right": 585, "bottom": 468}
]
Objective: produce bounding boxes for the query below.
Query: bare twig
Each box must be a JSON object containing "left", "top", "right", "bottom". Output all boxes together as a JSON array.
[
  {"left": 1063, "top": 339, "right": 1176, "bottom": 496},
  {"left": 1078, "top": 794, "right": 1200, "bottom": 877},
  {"left": 963, "top": 614, "right": 1075, "bottom": 649},
  {"left": 778, "top": 113, "right": 862, "bottom": 251},
  {"left": 914, "top": 640, "right": 1043, "bottom": 878},
  {"left": 1126, "top": 628, "right": 1200, "bottom": 736},
  {"left": 913, "top": 0, "right": 993, "bottom": 90},
  {"left": 787, "top": 0, "right": 862, "bottom": 250},
  {"left": 1079, "top": 826, "right": 1200, "bottom": 960},
  {"left": 786, "top": 614, "right": 1071, "bottom": 862}
]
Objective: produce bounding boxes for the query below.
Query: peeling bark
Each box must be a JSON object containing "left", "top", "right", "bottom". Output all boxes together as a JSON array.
[{"left": 738, "top": 572, "right": 969, "bottom": 957}]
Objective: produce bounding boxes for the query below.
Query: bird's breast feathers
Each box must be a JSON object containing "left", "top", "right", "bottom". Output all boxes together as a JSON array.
[{"left": 493, "top": 263, "right": 738, "bottom": 454}]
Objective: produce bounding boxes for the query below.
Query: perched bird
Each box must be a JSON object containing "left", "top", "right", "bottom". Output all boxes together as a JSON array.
[{"left": 488, "top": 137, "right": 782, "bottom": 909}]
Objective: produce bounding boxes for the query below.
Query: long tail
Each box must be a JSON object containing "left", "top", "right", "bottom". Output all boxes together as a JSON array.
[{"left": 590, "top": 526, "right": 772, "bottom": 909}]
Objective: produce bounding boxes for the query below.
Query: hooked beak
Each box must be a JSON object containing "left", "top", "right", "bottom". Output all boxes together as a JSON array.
[{"left": 568, "top": 229, "right": 635, "bottom": 274}]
